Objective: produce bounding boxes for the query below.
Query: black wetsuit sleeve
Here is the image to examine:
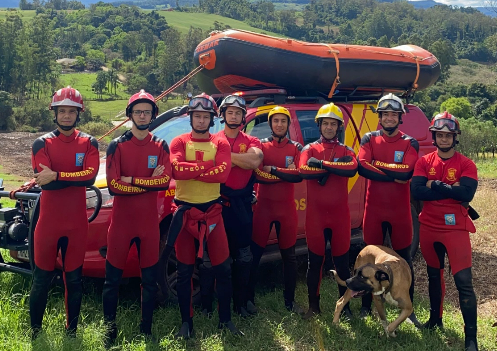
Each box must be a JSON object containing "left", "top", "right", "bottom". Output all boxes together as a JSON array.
[
  {"left": 431, "top": 177, "right": 478, "bottom": 202},
  {"left": 410, "top": 176, "right": 449, "bottom": 201}
]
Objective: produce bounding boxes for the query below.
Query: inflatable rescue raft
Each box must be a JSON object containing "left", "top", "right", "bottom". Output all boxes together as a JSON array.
[{"left": 193, "top": 29, "right": 441, "bottom": 98}]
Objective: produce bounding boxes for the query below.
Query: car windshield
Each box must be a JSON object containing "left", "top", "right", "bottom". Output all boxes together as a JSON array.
[{"left": 152, "top": 115, "right": 224, "bottom": 144}]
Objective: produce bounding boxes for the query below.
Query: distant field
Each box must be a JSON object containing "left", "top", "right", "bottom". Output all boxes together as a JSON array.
[
  {"left": 0, "top": 9, "right": 36, "bottom": 21},
  {"left": 149, "top": 10, "right": 284, "bottom": 37},
  {"left": 448, "top": 59, "right": 497, "bottom": 86},
  {"left": 59, "top": 72, "right": 129, "bottom": 101}
]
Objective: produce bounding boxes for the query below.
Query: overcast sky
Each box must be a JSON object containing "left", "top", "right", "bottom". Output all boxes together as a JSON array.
[{"left": 411, "top": 0, "right": 487, "bottom": 6}]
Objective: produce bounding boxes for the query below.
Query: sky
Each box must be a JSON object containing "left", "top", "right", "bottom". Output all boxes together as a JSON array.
[{"left": 411, "top": 0, "right": 486, "bottom": 7}]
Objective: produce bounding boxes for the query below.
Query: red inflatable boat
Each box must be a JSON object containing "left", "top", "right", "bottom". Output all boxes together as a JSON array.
[{"left": 193, "top": 29, "right": 441, "bottom": 98}]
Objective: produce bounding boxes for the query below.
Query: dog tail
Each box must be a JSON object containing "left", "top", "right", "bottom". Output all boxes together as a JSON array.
[{"left": 329, "top": 270, "right": 347, "bottom": 287}]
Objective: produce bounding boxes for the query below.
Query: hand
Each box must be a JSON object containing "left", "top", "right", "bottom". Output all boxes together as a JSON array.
[
  {"left": 307, "top": 157, "right": 323, "bottom": 169},
  {"left": 453, "top": 182, "right": 460, "bottom": 187},
  {"left": 287, "top": 162, "right": 296, "bottom": 169},
  {"left": 34, "top": 163, "right": 57, "bottom": 186},
  {"left": 120, "top": 176, "right": 132, "bottom": 183},
  {"left": 426, "top": 180, "right": 434, "bottom": 188},
  {"left": 336, "top": 156, "right": 353, "bottom": 162},
  {"left": 394, "top": 179, "right": 408, "bottom": 184},
  {"left": 263, "top": 165, "right": 272, "bottom": 173},
  {"left": 152, "top": 165, "right": 165, "bottom": 176}
]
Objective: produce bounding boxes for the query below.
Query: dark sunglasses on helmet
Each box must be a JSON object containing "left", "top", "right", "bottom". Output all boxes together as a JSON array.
[
  {"left": 432, "top": 118, "right": 458, "bottom": 132},
  {"left": 223, "top": 95, "right": 246, "bottom": 106},
  {"left": 189, "top": 97, "right": 214, "bottom": 110},
  {"left": 378, "top": 99, "right": 402, "bottom": 111}
]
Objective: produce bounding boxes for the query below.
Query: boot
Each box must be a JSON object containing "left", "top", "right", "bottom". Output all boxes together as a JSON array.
[
  {"left": 285, "top": 300, "right": 305, "bottom": 315},
  {"left": 454, "top": 269, "right": 478, "bottom": 351},
  {"left": 281, "top": 246, "right": 298, "bottom": 315},
  {"left": 213, "top": 258, "right": 233, "bottom": 324},
  {"left": 64, "top": 266, "right": 83, "bottom": 336},
  {"left": 360, "top": 293, "right": 373, "bottom": 318},
  {"left": 423, "top": 266, "right": 444, "bottom": 330},
  {"left": 140, "top": 264, "right": 158, "bottom": 336},
  {"left": 176, "top": 262, "right": 194, "bottom": 334},
  {"left": 246, "top": 243, "right": 264, "bottom": 315},
  {"left": 175, "top": 321, "right": 194, "bottom": 339},
  {"left": 233, "top": 246, "right": 252, "bottom": 317},
  {"left": 199, "top": 248, "right": 215, "bottom": 316},
  {"left": 218, "top": 321, "right": 244, "bottom": 336},
  {"left": 246, "top": 300, "right": 258, "bottom": 315},
  {"left": 29, "top": 265, "right": 54, "bottom": 337},
  {"left": 102, "top": 261, "right": 123, "bottom": 347},
  {"left": 303, "top": 295, "right": 321, "bottom": 320}
]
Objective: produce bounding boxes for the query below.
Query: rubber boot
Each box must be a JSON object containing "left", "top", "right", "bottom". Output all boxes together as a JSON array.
[
  {"left": 303, "top": 294, "right": 321, "bottom": 320},
  {"left": 199, "top": 249, "right": 215, "bottom": 317},
  {"left": 454, "top": 268, "right": 478, "bottom": 351},
  {"left": 281, "top": 246, "right": 300, "bottom": 313},
  {"left": 102, "top": 260, "right": 123, "bottom": 346},
  {"left": 176, "top": 262, "right": 194, "bottom": 339},
  {"left": 246, "top": 243, "right": 264, "bottom": 315},
  {"left": 64, "top": 266, "right": 83, "bottom": 337},
  {"left": 30, "top": 265, "right": 54, "bottom": 340},
  {"left": 233, "top": 246, "right": 252, "bottom": 317},
  {"left": 212, "top": 258, "right": 233, "bottom": 324},
  {"left": 218, "top": 321, "right": 244, "bottom": 336},
  {"left": 423, "top": 266, "right": 444, "bottom": 329},
  {"left": 139, "top": 264, "right": 158, "bottom": 336}
]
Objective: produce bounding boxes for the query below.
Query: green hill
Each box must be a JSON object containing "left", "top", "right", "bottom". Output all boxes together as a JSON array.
[
  {"left": 148, "top": 10, "right": 284, "bottom": 37},
  {"left": 0, "top": 9, "right": 36, "bottom": 20}
]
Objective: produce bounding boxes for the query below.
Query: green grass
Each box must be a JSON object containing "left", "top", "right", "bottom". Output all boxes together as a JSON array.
[
  {"left": 474, "top": 157, "right": 497, "bottom": 179},
  {"left": 0, "top": 9, "right": 36, "bottom": 21},
  {"left": 0, "top": 166, "right": 27, "bottom": 207},
  {"left": 0, "top": 257, "right": 495, "bottom": 351},
  {"left": 59, "top": 73, "right": 129, "bottom": 101},
  {"left": 150, "top": 11, "right": 284, "bottom": 37},
  {"left": 447, "top": 59, "right": 497, "bottom": 86}
]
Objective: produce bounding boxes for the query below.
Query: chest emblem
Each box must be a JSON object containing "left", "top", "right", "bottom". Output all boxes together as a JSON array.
[
  {"left": 239, "top": 143, "right": 247, "bottom": 153},
  {"left": 429, "top": 167, "right": 436, "bottom": 176},
  {"left": 209, "top": 224, "right": 216, "bottom": 233},
  {"left": 187, "top": 141, "right": 194, "bottom": 150},
  {"left": 148, "top": 156, "right": 158, "bottom": 168},
  {"left": 444, "top": 214, "right": 456, "bottom": 225},
  {"left": 446, "top": 168, "right": 457, "bottom": 182},
  {"left": 285, "top": 156, "right": 294, "bottom": 167},
  {"left": 394, "top": 151, "right": 404, "bottom": 163},
  {"left": 75, "top": 153, "right": 85, "bottom": 166}
]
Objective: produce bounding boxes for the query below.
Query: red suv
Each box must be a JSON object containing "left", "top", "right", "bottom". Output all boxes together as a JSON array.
[{"left": 0, "top": 90, "right": 434, "bottom": 303}]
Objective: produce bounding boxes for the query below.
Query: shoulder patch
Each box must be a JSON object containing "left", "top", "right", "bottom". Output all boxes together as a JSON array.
[
  {"left": 32, "top": 137, "right": 46, "bottom": 157},
  {"left": 260, "top": 137, "right": 273, "bottom": 143},
  {"left": 106, "top": 140, "right": 118, "bottom": 157},
  {"left": 360, "top": 132, "right": 373, "bottom": 146},
  {"left": 288, "top": 140, "right": 303, "bottom": 152}
]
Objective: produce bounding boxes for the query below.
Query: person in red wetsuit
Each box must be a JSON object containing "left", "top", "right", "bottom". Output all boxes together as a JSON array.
[
  {"left": 298, "top": 103, "right": 358, "bottom": 319},
  {"left": 214, "top": 95, "right": 263, "bottom": 317},
  {"left": 165, "top": 93, "right": 241, "bottom": 338},
  {"left": 411, "top": 112, "right": 478, "bottom": 351},
  {"left": 103, "top": 90, "right": 171, "bottom": 345},
  {"left": 248, "top": 106, "right": 304, "bottom": 313},
  {"left": 30, "top": 86, "right": 99, "bottom": 339},
  {"left": 357, "top": 93, "right": 420, "bottom": 325}
]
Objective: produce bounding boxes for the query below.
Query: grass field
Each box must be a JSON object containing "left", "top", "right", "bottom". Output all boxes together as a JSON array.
[
  {"left": 0, "top": 256, "right": 495, "bottom": 351},
  {"left": 0, "top": 9, "right": 36, "bottom": 21},
  {"left": 59, "top": 73, "right": 129, "bottom": 102},
  {"left": 149, "top": 11, "right": 284, "bottom": 37},
  {"left": 475, "top": 157, "right": 497, "bottom": 179},
  {"left": 447, "top": 59, "right": 497, "bottom": 86}
]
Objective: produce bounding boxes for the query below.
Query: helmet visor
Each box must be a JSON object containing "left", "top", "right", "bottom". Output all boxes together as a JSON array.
[
  {"left": 378, "top": 99, "right": 403, "bottom": 112},
  {"left": 432, "top": 118, "right": 458, "bottom": 132},
  {"left": 189, "top": 97, "right": 214, "bottom": 110}
]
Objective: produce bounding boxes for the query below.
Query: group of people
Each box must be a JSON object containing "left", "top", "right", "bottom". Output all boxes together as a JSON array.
[{"left": 29, "top": 86, "right": 479, "bottom": 351}]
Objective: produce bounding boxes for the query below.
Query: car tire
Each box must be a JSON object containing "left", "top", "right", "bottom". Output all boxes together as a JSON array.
[{"left": 156, "top": 247, "right": 201, "bottom": 305}]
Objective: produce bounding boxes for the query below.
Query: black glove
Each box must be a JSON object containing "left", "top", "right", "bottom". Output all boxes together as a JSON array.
[
  {"left": 307, "top": 157, "right": 323, "bottom": 169},
  {"left": 336, "top": 155, "right": 353, "bottom": 162}
]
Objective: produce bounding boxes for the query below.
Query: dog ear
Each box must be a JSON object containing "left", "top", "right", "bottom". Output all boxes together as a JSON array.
[{"left": 375, "top": 270, "right": 390, "bottom": 282}]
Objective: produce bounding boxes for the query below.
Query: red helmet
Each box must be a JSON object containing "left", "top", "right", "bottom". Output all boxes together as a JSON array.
[
  {"left": 187, "top": 93, "right": 218, "bottom": 116},
  {"left": 49, "top": 86, "right": 85, "bottom": 111},
  {"left": 126, "top": 89, "right": 159, "bottom": 117},
  {"left": 429, "top": 111, "right": 461, "bottom": 134}
]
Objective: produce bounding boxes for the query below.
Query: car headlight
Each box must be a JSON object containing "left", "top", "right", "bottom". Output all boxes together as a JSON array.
[{"left": 86, "top": 187, "right": 114, "bottom": 209}]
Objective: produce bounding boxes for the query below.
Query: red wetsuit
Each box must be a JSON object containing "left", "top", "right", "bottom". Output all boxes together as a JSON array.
[
  {"left": 249, "top": 136, "right": 302, "bottom": 307},
  {"left": 215, "top": 130, "right": 262, "bottom": 314},
  {"left": 299, "top": 137, "right": 357, "bottom": 301},
  {"left": 411, "top": 151, "right": 478, "bottom": 333},
  {"left": 30, "top": 129, "right": 99, "bottom": 333},
  {"left": 106, "top": 131, "right": 171, "bottom": 270},
  {"left": 358, "top": 130, "right": 419, "bottom": 250},
  {"left": 168, "top": 132, "right": 233, "bottom": 327},
  {"left": 103, "top": 130, "right": 171, "bottom": 335}
]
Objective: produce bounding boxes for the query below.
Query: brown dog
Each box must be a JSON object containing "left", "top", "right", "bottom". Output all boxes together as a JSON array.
[{"left": 330, "top": 245, "right": 413, "bottom": 337}]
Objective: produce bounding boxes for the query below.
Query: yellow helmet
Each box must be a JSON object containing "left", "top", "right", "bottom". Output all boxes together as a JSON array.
[
  {"left": 315, "top": 103, "right": 343, "bottom": 124},
  {"left": 268, "top": 106, "right": 291, "bottom": 120}
]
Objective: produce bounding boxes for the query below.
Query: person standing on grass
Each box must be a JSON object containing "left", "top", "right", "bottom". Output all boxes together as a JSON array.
[
  {"left": 248, "top": 106, "right": 304, "bottom": 314},
  {"left": 411, "top": 112, "right": 479, "bottom": 351},
  {"left": 103, "top": 90, "right": 171, "bottom": 346},
  {"left": 30, "top": 86, "right": 99, "bottom": 339},
  {"left": 165, "top": 93, "right": 242, "bottom": 338},
  {"left": 357, "top": 93, "right": 421, "bottom": 326},
  {"left": 298, "top": 103, "right": 357, "bottom": 319}
]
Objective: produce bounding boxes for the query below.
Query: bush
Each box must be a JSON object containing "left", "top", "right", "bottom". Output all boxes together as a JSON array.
[
  {"left": 79, "top": 121, "right": 113, "bottom": 137},
  {"left": 12, "top": 100, "right": 53, "bottom": 131}
]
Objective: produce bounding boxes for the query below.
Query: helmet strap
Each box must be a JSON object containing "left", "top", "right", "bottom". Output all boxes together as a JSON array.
[
  {"left": 130, "top": 115, "right": 150, "bottom": 131},
  {"left": 269, "top": 116, "right": 289, "bottom": 143},
  {"left": 432, "top": 132, "right": 458, "bottom": 152},
  {"left": 318, "top": 120, "right": 341, "bottom": 141},
  {"left": 222, "top": 111, "right": 244, "bottom": 129},
  {"left": 190, "top": 114, "right": 210, "bottom": 134}
]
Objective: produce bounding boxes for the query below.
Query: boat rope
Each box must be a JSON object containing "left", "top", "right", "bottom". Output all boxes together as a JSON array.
[
  {"left": 322, "top": 44, "right": 341, "bottom": 98},
  {"left": 97, "top": 62, "right": 208, "bottom": 142}
]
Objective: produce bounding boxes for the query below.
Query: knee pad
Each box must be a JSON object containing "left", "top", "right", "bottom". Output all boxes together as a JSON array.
[{"left": 237, "top": 246, "right": 252, "bottom": 264}]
